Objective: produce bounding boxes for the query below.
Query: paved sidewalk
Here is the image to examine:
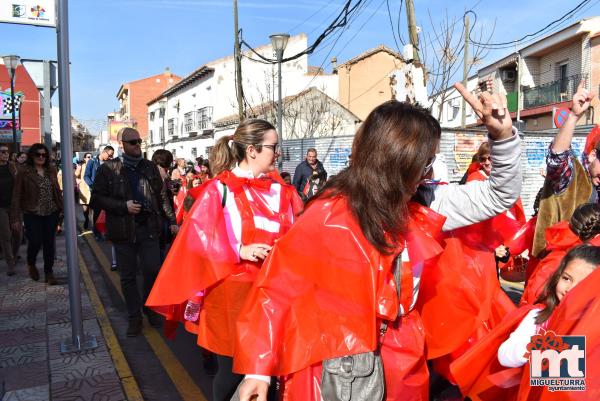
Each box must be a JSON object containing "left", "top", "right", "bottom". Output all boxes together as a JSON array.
[{"left": 0, "top": 234, "right": 129, "bottom": 401}]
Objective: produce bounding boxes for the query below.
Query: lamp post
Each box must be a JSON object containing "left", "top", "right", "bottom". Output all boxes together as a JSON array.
[
  {"left": 3, "top": 55, "right": 21, "bottom": 152},
  {"left": 269, "top": 33, "right": 289, "bottom": 170}
]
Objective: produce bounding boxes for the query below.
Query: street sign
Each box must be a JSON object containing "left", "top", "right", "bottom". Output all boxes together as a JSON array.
[
  {"left": 554, "top": 107, "right": 571, "bottom": 129},
  {"left": 0, "top": 1, "right": 56, "bottom": 27}
]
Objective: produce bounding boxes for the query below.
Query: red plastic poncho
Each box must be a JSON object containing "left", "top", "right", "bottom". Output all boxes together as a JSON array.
[
  {"left": 449, "top": 303, "right": 540, "bottom": 401},
  {"left": 516, "top": 268, "right": 600, "bottom": 401},
  {"left": 233, "top": 197, "right": 446, "bottom": 401},
  {"left": 146, "top": 171, "right": 302, "bottom": 356}
]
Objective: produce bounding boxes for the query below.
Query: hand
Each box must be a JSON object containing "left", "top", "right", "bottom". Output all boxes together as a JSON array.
[
  {"left": 495, "top": 245, "right": 508, "bottom": 259},
  {"left": 126, "top": 200, "right": 142, "bottom": 215},
  {"left": 454, "top": 82, "right": 513, "bottom": 141},
  {"left": 11, "top": 222, "right": 22, "bottom": 232},
  {"left": 240, "top": 243, "right": 272, "bottom": 262},
  {"left": 571, "top": 80, "right": 594, "bottom": 118},
  {"left": 238, "top": 378, "right": 269, "bottom": 401},
  {"left": 170, "top": 225, "right": 179, "bottom": 235}
]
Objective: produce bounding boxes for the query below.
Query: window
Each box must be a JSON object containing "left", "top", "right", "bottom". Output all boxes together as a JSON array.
[
  {"left": 205, "top": 146, "right": 213, "bottom": 157},
  {"left": 149, "top": 129, "right": 154, "bottom": 141},
  {"left": 191, "top": 147, "right": 197, "bottom": 158},
  {"left": 197, "top": 106, "right": 213, "bottom": 130},
  {"left": 184, "top": 112, "right": 195, "bottom": 133},
  {"left": 168, "top": 119, "right": 175, "bottom": 136},
  {"left": 159, "top": 127, "right": 164, "bottom": 142},
  {"left": 558, "top": 62, "right": 569, "bottom": 93},
  {"left": 149, "top": 111, "right": 155, "bottom": 121},
  {"left": 159, "top": 108, "right": 165, "bottom": 118},
  {"left": 446, "top": 98, "right": 459, "bottom": 121}
]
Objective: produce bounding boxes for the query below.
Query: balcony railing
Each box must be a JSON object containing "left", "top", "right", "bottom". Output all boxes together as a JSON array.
[{"left": 523, "top": 74, "right": 586, "bottom": 109}]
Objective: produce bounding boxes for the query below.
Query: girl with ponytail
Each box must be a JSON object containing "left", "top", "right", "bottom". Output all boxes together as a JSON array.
[
  {"left": 521, "top": 202, "right": 600, "bottom": 305},
  {"left": 146, "top": 119, "right": 302, "bottom": 401}
]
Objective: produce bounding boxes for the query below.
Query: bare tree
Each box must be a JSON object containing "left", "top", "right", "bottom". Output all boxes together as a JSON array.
[{"left": 421, "top": 10, "right": 495, "bottom": 121}]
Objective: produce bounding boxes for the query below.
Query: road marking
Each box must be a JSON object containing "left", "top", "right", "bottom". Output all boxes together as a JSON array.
[
  {"left": 78, "top": 252, "right": 144, "bottom": 401},
  {"left": 83, "top": 232, "right": 207, "bottom": 401}
]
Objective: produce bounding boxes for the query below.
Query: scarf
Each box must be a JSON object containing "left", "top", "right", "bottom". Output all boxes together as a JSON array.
[{"left": 123, "top": 153, "right": 143, "bottom": 170}]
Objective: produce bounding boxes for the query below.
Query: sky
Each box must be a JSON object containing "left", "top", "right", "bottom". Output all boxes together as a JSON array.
[{"left": 2, "top": 0, "right": 600, "bottom": 134}]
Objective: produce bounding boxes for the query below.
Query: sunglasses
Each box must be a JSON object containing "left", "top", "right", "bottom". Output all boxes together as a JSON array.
[
  {"left": 261, "top": 143, "right": 280, "bottom": 153},
  {"left": 480, "top": 156, "right": 491, "bottom": 162},
  {"left": 124, "top": 139, "right": 142, "bottom": 145},
  {"left": 0, "top": 149, "right": 8, "bottom": 154},
  {"left": 35, "top": 152, "right": 47, "bottom": 159},
  {"left": 423, "top": 155, "right": 436, "bottom": 176}
]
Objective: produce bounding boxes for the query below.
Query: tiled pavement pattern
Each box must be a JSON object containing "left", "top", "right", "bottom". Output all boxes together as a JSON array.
[{"left": 0, "top": 235, "right": 126, "bottom": 401}]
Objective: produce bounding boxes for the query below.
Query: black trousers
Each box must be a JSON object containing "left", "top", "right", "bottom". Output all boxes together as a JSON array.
[
  {"left": 23, "top": 211, "right": 59, "bottom": 274},
  {"left": 213, "top": 355, "right": 244, "bottom": 401},
  {"left": 114, "top": 223, "right": 161, "bottom": 319}
]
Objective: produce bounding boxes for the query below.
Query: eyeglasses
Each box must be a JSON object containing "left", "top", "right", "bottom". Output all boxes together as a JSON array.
[
  {"left": 423, "top": 155, "right": 436, "bottom": 176},
  {"left": 480, "top": 156, "right": 491, "bottom": 162},
  {"left": 261, "top": 143, "right": 280, "bottom": 153},
  {"left": 0, "top": 149, "right": 8, "bottom": 154},
  {"left": 35, "top": 152, "right": 47, "bottom": 159},
  {"left": 123, "top": 139, "right": 142, "bottom": 145}
]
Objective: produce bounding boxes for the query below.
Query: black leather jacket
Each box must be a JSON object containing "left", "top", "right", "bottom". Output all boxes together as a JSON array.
[{"left": 90, "top": 158, "right": 176, "bottom": 242}]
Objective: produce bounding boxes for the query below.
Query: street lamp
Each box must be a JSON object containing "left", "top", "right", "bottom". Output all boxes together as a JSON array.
[
  {"left": 3, "top": 55, "right": 21, "bottom": 152},
  {"left": 269, "top": 33, "right": 289, "bottom": 170}
]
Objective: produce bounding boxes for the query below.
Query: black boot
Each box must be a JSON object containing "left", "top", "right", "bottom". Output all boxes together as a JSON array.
[{"left": 126, "top": 317, "right": 143, "bottom": 337}]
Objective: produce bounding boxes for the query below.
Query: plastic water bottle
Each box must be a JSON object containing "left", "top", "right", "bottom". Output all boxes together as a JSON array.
[{"left": 184, "top": 291, "right": 205, "bottom": 322}]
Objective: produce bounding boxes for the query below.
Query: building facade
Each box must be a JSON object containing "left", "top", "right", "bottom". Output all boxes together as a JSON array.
[
  {"left": 111, "top": 69, "right": 181, "bottom": 143},
  {"left": 434, "top": 17, "right": 600, "bottom": 130},
  {"left": 0, "top": 63, "right": 41, "bottom": 148}
]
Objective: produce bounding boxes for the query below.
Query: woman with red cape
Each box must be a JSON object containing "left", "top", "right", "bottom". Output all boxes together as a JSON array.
[
  {"left": 145, "top": 119, "right": 302, "bottom": 401},
  {"left": 235, "top": 84, "right": 522, "bottom": 401}
]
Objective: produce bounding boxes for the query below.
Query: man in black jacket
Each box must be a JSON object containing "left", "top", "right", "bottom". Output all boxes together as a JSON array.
[
  {"left": 292, "top": 148, "right": 327, "bottom": 201},
  {"left": 91, "top": 128, "right": 178, "bottom": 337}
]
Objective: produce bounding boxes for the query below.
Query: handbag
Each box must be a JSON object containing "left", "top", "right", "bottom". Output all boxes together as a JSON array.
[{"left": 320, "top": 255, "right": 402, "bottom": 401}]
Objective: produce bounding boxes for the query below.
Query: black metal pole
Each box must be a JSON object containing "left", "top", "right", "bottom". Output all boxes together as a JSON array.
[{"left": 10, "top": 71, "right": 18, "bottom": 152}]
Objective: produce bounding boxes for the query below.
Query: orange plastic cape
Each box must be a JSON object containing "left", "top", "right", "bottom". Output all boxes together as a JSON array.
[
  {"left": 516, "top": 268, "right": 600, "bottom": 401},
  {"left": 233, "top": 197, "right": 445, "bottom": 376},
  {"left": 417, "top": 236, "right": 516, "bottom": 363},
  {"left": 520, "top": 222, "right": 600, "bottom": 306},
  {"left": 146, "top": 180, "right": 239, "bottom": 317},
  {"left": 449, "top": 304, "right": 540, "bottom": 401}
]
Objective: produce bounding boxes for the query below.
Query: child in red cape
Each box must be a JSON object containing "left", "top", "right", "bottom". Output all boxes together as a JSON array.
[
  {"left": 521, "top": 203, "right": 600, "bottom": 306},
  {"left": 235, "top": 85, "right": 521, "bottom": 401},
  {"left": 450, "top": 244, "right": 600, "bottom": 401},
  {"left": 145, "top": 119, "right": 302, "bottom": 401}
]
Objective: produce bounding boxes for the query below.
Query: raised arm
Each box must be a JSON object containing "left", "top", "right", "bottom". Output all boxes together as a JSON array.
[
  {"left": 430, "top": 83, "right": 521, "bottom": 231},
  {"left": 552, "top": 81, "right": 593, "bottom": 153}
]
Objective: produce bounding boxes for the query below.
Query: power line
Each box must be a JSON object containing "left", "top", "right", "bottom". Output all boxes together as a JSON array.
[
  {"left": 468, "top": 0, "right": 592, "bottom": 49},
  {"left": 241, "top": 0, "right": 367, "bottom": 64},
  {"left": 386, "top": 0, "right": 401, "bottom": 52}
]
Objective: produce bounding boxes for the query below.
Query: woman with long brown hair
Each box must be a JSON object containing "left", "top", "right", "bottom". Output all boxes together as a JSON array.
[
  {"left": 10, "top": 143, "right": 63, "bottom": 285},
  {"left": 146, "top": 119, "right": 302, "bottom": 401},
  {"left": 235, "top": 85, "right": 521, "bottom": 401}
]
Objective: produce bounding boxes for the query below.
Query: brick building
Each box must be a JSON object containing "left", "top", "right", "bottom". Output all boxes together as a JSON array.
[
  {"left": 113, "top": 69, "right": 181, "bottom": 142},
  {"left": 0, "top": 64, "right": 41, "bottom": 149}
]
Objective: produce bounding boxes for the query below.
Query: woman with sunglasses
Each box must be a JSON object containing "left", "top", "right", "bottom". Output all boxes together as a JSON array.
[
  {"left": 146, "top": 118, "right": 302, "bottom": 401},
  {"left": 235, "top": 86, "right": 521, "bottom": 401},
  {"left": 10, "top": 143, "right": 63, "bottom": 285}
]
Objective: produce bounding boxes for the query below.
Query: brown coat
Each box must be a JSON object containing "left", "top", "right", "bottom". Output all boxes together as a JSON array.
[
  {"left": 10, "top": 164, "right": 63, "bottom": 223},
  {"left": 532, "top": 157, "right": 593, "bottom": 257}
]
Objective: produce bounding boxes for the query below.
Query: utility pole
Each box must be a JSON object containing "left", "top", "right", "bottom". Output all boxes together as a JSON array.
[
  {"left": 405, "top": 0, "right": 420, "bottom": 64},
  {"left": 461, "top": 13, "right": 469, "bottom": 128},
  {"left": 234, "top": 0, "right": 244, "bottom": 121}
]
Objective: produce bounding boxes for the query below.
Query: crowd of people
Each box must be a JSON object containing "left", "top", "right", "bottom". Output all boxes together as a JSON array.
[{"left": 2, "top": 81, "right": 599, "bottom": 401}]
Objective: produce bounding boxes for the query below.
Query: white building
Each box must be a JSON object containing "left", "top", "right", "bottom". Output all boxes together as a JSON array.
[{"left": 146, "top": 34, "right": 338, "bottom": 160}]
